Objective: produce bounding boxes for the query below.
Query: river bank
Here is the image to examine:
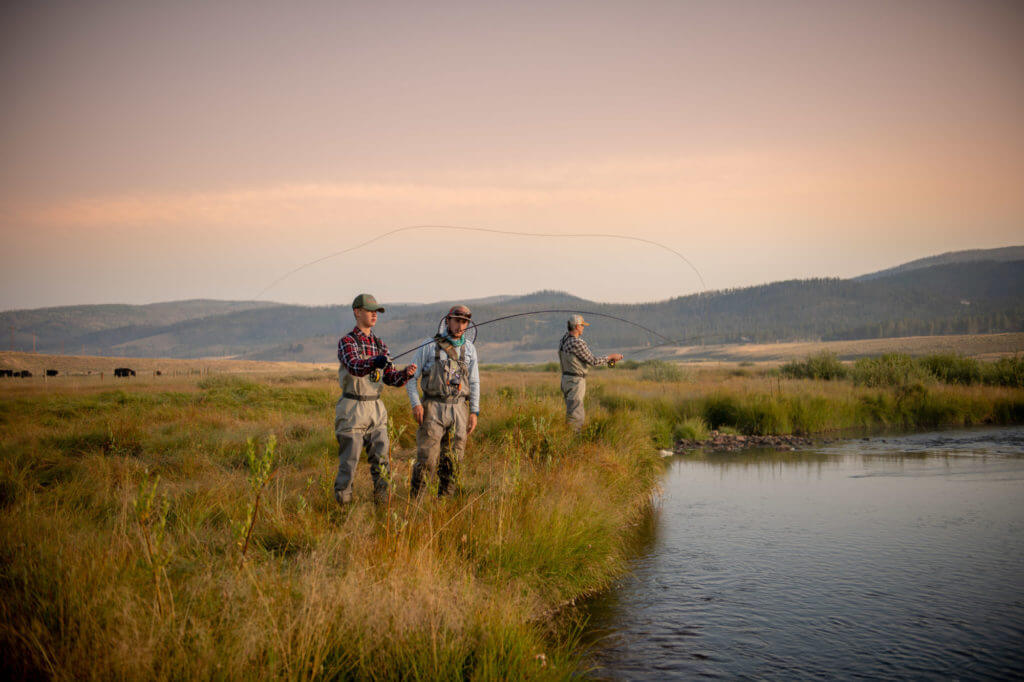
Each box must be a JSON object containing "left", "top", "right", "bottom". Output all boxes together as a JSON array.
[{"left": 0, "top": 372, "right": 662, "bottom": 680}]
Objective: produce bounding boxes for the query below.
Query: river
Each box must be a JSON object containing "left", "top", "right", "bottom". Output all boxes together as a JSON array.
[{"left": 583, "top": 426, "right": 1024, "bottom": 679}]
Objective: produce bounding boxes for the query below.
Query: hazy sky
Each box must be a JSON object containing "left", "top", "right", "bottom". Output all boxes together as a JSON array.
[{"left": 2, "top": 0, "right": 1022, "bottom": 310}]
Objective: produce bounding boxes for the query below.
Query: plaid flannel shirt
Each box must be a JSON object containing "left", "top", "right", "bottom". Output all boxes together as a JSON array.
[
  {"left": 338, "top": 327, "right": 409, "bottom": 386},
  {"left": 559, "top": 333, "right": 609, "bottom": 366}
]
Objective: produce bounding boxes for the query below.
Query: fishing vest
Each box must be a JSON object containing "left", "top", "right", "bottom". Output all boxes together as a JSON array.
[
  {"left": 338, "top": 336, "right": 384, "bottom": 401},
  {"left": 422, "top": 335, "right": 470, "bottom": 403},
  {"left": 559, "top": 333, "right": 590, "bottom": 378}
]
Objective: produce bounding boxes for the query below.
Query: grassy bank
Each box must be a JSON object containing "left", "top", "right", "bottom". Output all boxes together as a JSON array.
[
  {"left": 0, "top": 373, "right": 662, "bottom": 680},
  {"left": 2, "top": 367, "right": 1023, "bottom": 679},
  {"left": 593, "top": 363, "right": 1024, "bottom": 445}
]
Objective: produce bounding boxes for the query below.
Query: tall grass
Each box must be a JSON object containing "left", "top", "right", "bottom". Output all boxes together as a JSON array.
[
  {"left": 782, "top": 351, "right": 1024, "bottom": 388},
  {"left": 587, "top": 365, "right": 1024, "bottom": 438},
  {"left": 0, "top": 374, "right": 661, "bottom": 680},
  {"left": 2, "top": 368, "right": 1023, "bottom": 678}
]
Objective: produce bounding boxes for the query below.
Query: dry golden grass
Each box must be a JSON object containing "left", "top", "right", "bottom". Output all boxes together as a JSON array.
[
  {"left": 2, "top": 363, "right": 1022, "bottom": 679},
  {"left": 1, "top": 369, "right": 663, "bottom": 680}
]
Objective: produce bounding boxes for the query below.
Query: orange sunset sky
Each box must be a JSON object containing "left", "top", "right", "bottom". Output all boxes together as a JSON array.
[{"left": 1, "top": 0, "right": 1022, "bottom": 309}]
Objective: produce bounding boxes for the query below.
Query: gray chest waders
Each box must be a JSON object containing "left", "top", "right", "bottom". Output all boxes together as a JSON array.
[
  {"left": 411, "top": 338, "right": 470, "bottom": 498},
  {"left": 423, "top": 335, "right": 470, "bottom": 403},
  {"left": 558, "top": 335, "right": 590, "bottom": 378}
]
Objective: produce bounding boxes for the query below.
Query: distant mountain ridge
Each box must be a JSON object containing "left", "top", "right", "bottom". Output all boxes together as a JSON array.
[
  {"left": 3, "top": 249, "right": 1021, "bottom": 363},
  {"left": 855, "top": 246, "right": 1024, "bottom": 281}
]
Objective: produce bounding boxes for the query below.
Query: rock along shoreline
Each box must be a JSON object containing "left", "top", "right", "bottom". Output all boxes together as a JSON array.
[{"left": 675, "top": 430, "right": 826, "bottom": 454}]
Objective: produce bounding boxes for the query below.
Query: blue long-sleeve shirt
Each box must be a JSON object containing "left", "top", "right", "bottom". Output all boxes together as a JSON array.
[{"left": 406, "top": 337, "right": 480, "bottom": 414}]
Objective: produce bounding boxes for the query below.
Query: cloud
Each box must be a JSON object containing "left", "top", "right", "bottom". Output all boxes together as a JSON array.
[{"left": 6, "top": 146, "right": 1022, "bottom": 232}]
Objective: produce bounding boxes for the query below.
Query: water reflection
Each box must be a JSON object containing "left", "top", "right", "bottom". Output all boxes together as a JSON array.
[{"left": 583, "top": 426, "right": 1024, "bottom": 680}]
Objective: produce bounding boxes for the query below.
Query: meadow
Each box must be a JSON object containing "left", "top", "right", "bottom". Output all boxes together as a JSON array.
[{"left": 2, "top": 361, "right": 1023, "bottom": 680}]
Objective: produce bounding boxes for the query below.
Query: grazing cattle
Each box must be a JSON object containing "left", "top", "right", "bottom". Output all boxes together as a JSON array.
[
  {"left": 17, "top": 370, "right": 32, "bottom": 378},
  {"left": 46, "top": 369, "right": 58, "bottom": 377},
  {"left": 0, "top": 369, "right": 13, "bottom": 378},
  {"left": 155, "top": 370, "right": 162, "bottom": 376},
  {"left": 113, "top": 367, "right": 136, "bottom": 377}
]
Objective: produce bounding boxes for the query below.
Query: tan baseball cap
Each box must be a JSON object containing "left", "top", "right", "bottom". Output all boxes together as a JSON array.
[
  {"left": 447, "top": 304, "right": 472, "bottom": 321},
  {"left": 351, "top": 293, "right": 385, "bottom": 312},
  {"left": 568, "top": 314, "right": 590, "bottom": 329}
]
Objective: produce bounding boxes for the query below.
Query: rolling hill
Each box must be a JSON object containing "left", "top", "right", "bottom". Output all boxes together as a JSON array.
[{"left": 2, "top": 248, "right": 1021, "bottom": 363}]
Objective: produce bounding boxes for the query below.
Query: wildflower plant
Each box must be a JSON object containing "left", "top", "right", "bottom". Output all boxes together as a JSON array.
[{"left": 232, "top": 434, "right": 277, "bottom": 563}]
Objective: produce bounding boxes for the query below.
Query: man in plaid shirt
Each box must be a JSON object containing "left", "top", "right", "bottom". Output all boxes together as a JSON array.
[
  {"left": 559, "top": 314, "right": 623, "bottom": 431},
  {"left": 333, "top": 293, "right": 416, "bottom": 507}
]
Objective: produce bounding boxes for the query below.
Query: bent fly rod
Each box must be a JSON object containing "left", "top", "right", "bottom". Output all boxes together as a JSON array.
[{"left": 388, "top": 308, "right": 705, "bottom": 364}]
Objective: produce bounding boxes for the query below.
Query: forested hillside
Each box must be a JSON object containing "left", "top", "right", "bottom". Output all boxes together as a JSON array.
[{"left": 3, "top": 254, "right": 1021, "bottom": 361}]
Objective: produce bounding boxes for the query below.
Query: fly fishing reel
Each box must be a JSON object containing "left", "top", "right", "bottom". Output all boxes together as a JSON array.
[{"left": 369, "top": 355, "right": 395, "bottom": 382}]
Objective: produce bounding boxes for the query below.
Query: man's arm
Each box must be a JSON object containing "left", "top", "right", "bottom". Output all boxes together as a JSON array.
[
  {"left": 466, "top": 344, "right": 480, "bottom": 434},
  {"left": 379, "top": 339, "right": 415, "bottom": 387},
  {"left": 339, "top": 335, "right": 376, "bottom": 376},
  {"left": 406, "top": 342, "right": 428, "bottom": 408},
  {"left": 568, "top": 336, "right": 608, "bottom": 366},
  {"left": 467, "top": 344, "right": 481, "bottom": 415}
]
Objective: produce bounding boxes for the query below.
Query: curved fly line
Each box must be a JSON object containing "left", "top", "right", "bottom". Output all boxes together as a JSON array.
[{"left": 257, "top": 224, "right": 710, "bottom": 357}]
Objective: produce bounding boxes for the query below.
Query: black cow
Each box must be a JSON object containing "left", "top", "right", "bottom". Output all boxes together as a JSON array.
[
  {"left": 46, "top": 369, "right": 58, "bottom": 377},
  {"left": 17, "top": 370, "right": 32, "bottom": 378},
  {"left": 113, "top": 367, "right": 136, "bottom": 377},
  {"left": 0, "top": 369, "right": 13, "bottom": 378}
]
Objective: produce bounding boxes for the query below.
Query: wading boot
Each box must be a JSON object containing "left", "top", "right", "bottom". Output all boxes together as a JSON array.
[
  {"left": 373, "top": 480, "right": 390, "bottom": 507},
  {"left": 437, "top": 455, "right": 455, "bottom": 497},
  {"left": 409, "top": 463, "right": 424, "bottom": 499}
]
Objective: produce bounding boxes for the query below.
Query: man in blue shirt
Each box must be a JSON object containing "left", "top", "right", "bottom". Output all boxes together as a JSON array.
[{"left": 406, "top": 304, "right": 480, "bottom": 497}]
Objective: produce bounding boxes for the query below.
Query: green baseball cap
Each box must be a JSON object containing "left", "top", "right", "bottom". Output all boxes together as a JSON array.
[{"left": 351, "top": 293, "right": 385, "bottom": 312}]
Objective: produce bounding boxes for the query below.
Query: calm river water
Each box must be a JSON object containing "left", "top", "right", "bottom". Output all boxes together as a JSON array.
[{"left": 583, "top": 426, "right": 1024, "bottom": 680}]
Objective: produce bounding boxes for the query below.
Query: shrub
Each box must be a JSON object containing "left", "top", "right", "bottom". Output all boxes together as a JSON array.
[
  {"left": 851, "top": 353, "right": 927, "bottom": 387},
  {"left": 703, "top": 395, "right": 739, "bottom": 430},
  {"left": 734, "top": 396, "right": 790, "bottom": 435},
  {"left": 918, "top": 354, "right": 981, "bottom": 385},
  {"left": 784, "top": 396, "right": 835, "bottom": 434},
  {"left": 650, "top": 419, "right": 674, "bottom": 449},
  {"left": 638, "top": 360, "right": 687, "bottom": 382},
  {"left": 673, "top": 417, "right": 709, "bottom": 442},
  {"left": 983, "top": 356, "right": 1024, "bottom": 388},
  {"left": 780, "top": 351, "right": 848, "bottom": 380}
]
